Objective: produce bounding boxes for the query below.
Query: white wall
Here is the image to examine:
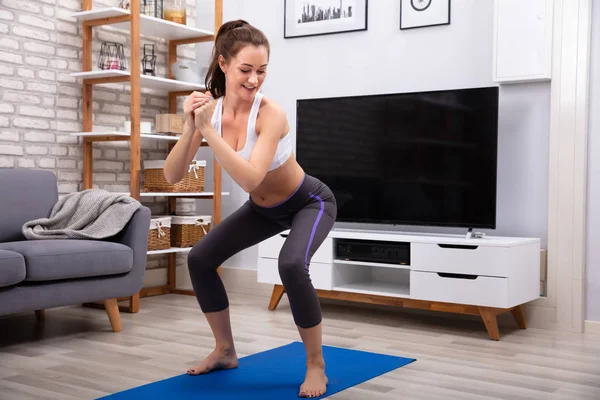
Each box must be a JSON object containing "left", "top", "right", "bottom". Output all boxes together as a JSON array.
[
  {"left": 586, "top": 1, "right": 600, "bottom": 323},
  {"left": 195, "top": 0, "right": 550, "bottom": 270}
]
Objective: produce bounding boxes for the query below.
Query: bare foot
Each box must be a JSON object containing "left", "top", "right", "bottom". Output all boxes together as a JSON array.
[
  {"left": 186, "top": 347, "right": 238, "bottom": 375},
  {"left": 298, "top": 363, "right": 328, "bottom": 398}
]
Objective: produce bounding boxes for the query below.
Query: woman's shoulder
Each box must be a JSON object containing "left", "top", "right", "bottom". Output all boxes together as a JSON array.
[
  {"left": 258, "top": 94, "right": 286, "bottom": 120},
  {"left": 256, "top": 94, "right": 288, "bottom": 132}
]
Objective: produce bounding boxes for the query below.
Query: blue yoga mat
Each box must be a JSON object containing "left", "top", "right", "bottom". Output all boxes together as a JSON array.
[{"left": 98, "top": 341, "right": 415, "bottom": 399}]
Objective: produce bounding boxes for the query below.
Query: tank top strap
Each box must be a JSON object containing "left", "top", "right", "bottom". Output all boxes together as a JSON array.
[
  {"left": 247, "top": 92, "right": 263, "bottom": 139},
  {"left": 211, "top": 96, "right": 224, "bottom": 135}
]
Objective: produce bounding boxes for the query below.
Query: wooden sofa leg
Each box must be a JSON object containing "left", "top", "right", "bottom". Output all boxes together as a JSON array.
[
  {"left": 104, "top": 299, "right": 122, "bottom": 332},
  {"left": 34, "top": 310, "right": 45, "bottom": 321}
]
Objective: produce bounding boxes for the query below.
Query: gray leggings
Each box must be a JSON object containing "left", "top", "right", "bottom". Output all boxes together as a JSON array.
[{"left": 187, "top": 174, "right": 337, "bottom": 329}]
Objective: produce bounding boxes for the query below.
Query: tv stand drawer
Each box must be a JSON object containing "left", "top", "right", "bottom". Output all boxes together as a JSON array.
[
  {"left": 411, "top": 242, "right": 514, "bottom": 277},
  {"left": 410, "top": 270, "right": 508, "bottom": 308}
]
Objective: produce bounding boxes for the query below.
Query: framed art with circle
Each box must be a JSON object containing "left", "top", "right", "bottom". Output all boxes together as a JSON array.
[
  {"left": 284, "top": 0, "right": 368, "bottom": 39},
  {"left": 400, "top": 0, "right": 451, "bottom": 30}
]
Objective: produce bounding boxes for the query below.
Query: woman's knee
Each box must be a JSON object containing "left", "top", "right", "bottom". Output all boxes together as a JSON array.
[
  {"left": 187, "top": 241, "right": 219, "bottom": 276},
  {"left": 278, "top": 254, "right": 307, "bottom": 283}
]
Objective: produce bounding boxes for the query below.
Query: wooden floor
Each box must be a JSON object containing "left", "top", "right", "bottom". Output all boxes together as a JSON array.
[{"left": 1, "top": 291, "right": 600, "bottom": 400}]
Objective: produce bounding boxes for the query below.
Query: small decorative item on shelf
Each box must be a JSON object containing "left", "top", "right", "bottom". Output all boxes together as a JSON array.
[
  {"left": 118, "top": 0, "right": 130, "bottom": 10},
  {"left": 142, "top": 44, "right": 157, "bottom": 76},
  {"left": 143, "top": 159, "right": 206, "bottom": 192},
  {"left": 141, "top": 0, "right": 163, "bottom": 19},
  {"left": 123, "top": 120, "right": 152, "bottom": 133},
  {"left": 171, "top": 60, "right": 205, "bottom": 83},
  {"left": 98, "top": 42, "right": 127, "bottom": 71},
  {"left": 148, "top": 216, "right": 171, "bottom": 251},
  {"left": 171, "top": 215, "right": 212, "bottom": 247},
  {"left": 155, "top": 113, "right": 183, "bottom": 135},
  {"left": 164, "top": 0, "right": 186, "bottom": 24}
]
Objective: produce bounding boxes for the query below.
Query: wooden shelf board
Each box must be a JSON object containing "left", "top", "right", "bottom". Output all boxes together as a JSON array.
[
  {"left": 71, "top": 7, "right": 213, "bottom": 41},
  {"left": 71, "top": 70, "right": 205, "bottom": 91},
  {"left": 333, "top": 259, "right": 411, "bottom": 270},
  {"left": 72, "top": 131, "right": 178, "bottom": 141},
  {"left": 332, "top": 281, "right": 410, "bottom": 297},
  {"left": 71, "top": 131, "right": 210, "bottom": 145},
  {"left": 147, "top": 247, "right": 192, "bottom": 255},
  {"left": 140, "top": 192, "right": 229, "bottom": 197}
]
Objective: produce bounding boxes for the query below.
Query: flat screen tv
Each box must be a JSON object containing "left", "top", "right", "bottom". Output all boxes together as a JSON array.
[{"left": 295, "top": 86, "right": 499, "bottom": 229}]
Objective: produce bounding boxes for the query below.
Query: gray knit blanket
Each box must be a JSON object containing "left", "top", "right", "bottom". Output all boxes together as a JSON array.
[{"left": 22, "top": 189, "right": 142, "bottom": 240}]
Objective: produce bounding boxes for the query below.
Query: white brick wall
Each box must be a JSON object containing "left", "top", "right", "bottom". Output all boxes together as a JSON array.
[{"left": 0, "top": 0, "right": 203, "bottom": 273}]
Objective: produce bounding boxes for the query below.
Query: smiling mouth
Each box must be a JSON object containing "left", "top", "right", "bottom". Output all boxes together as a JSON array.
[{"left": 242, "top": 85, "right": 256, "bottom": 90}]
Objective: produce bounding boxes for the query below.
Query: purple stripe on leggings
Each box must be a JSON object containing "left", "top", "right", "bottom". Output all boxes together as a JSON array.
[{"left": 305, "top": 193, "right": 325, "bottom": 272}]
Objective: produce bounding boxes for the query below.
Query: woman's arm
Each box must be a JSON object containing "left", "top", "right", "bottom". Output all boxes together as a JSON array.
[
  {"left": 194, "top": 101, "right": 286, "bottom": 193},
  {"left": 163, "top": 120, "right": 204, "bottom": 184},
  {"left": 163, "top": 91, "right": 210, "bottom": 184}
]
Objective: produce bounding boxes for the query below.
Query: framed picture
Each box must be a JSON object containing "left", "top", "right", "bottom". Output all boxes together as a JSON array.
[
  {"left": 400, "top": 0, "right": 451, "bottom": 30},
  {"left": 284, "top": 0, "right": 368, "bottom": 39}
]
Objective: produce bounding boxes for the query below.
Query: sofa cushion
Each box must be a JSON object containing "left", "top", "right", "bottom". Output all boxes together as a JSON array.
[
  {"left": 0, "top": 240, "right": 133, "bottom": 282},
  {"left": 0, "top": 169, "right": 58, "bottom": 243},
  {"left": 0, "top": 249, "right": 26, "bottom": 288}
]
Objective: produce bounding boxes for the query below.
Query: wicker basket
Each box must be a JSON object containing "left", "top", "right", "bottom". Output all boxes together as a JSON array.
[
  {"left": 148, "top": 216, "right": 171, "bottom": 251},
  {"left": 170, "top": 215, "right": 212, "bottom": 247},
  {"left": 143, "top": 159, "right": 206, "bottom": 193}
]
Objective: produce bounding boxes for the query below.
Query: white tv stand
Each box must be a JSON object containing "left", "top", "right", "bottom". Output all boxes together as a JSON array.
[{"left": 257, "top": 228, "right": 540, "bottom": 340}]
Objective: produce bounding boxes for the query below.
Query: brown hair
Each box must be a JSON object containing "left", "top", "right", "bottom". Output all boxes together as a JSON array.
[{"left": 205, "top": 19, "right": 270, "bottom": 99}]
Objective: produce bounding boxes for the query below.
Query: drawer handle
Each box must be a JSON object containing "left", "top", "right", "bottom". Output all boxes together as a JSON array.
[
  {"left": 437, "top": 272, "right": 478, "bottom": 280},
  {"left": 437, "top": 244, "right": 478, "bottom": 250}
]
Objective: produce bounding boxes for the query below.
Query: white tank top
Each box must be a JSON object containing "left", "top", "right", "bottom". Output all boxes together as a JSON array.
[{"left": 210, "top": 92, "right": 292, "bottom": 171}]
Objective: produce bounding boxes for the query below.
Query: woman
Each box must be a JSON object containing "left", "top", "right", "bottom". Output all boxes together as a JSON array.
[{"left": 164, "top": 20, "right": 336, "bottom": 398}]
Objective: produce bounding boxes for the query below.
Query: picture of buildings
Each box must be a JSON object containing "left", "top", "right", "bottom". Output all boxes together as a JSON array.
[{"left": 297, "top": 0, "right": 355, "bottom": 24}]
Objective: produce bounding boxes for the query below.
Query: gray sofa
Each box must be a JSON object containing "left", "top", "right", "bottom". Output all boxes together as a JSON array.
[{"left": 0, "top": 168, "right": 151, "bottom": 332}]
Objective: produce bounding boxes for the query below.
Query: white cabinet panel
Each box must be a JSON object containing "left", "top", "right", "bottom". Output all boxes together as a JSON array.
[{"left": 493, "top": 0, "right": 553, "bottom": 83}]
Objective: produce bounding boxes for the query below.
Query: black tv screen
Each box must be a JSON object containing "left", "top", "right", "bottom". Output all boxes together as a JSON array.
[{"left": 296, "top": 86, "right": 499, "bottom": 229}]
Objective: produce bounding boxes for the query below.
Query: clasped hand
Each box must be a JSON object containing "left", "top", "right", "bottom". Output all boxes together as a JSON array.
[{"left": 183, "top": 91, "right": 217, "bottom": 135}]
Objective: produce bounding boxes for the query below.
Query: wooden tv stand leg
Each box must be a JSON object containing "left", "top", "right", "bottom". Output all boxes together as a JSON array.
[
  {"left": 478, "top": 306, "right": 501, "bottom": 341},
  {"left": 511, "top": 304, "right": 527, "bottom": 329},
  {"left": 268, "top": 285, "right": 285, "bottom": 311},
  {"left": 478, "top": 305, "right": 526, "bottom": 340}
]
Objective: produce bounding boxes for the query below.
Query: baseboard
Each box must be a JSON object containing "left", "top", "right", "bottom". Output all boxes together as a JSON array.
[{"left": 584, "top": 320, "right": 600, "bottom": 335}]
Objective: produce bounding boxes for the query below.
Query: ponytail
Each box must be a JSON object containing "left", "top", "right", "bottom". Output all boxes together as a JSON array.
[
  {"left": 205, "top": 19, "right": 270, "bottom": 99},
  {"left": 205, "top": 52, "right": 226, "bottom": 99}
]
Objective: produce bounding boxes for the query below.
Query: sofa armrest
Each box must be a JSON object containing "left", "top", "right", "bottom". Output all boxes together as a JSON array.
[{"left": 110, "top": 205, "right": 151, "bottom": 292}]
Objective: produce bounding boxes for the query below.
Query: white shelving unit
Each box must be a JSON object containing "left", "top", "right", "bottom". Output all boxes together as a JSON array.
[{"left": 73, "top": 0, "right": 224, "bottom": 311}]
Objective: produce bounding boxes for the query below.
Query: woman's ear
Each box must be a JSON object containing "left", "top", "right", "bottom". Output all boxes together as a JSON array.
[{"left": 218, "top": 55, "right": 226, "bottom": 73}]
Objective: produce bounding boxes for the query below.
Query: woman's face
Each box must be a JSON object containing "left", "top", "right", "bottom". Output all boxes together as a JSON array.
[{"left": 221, "top": 44, "right": 269, "bottom": 101}]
